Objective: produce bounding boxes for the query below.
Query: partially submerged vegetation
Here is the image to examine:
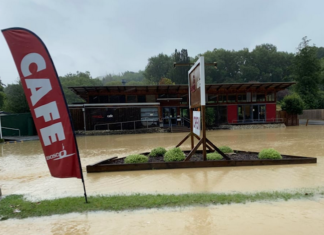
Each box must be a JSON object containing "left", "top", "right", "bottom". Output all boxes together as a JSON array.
[
  {"left": 258, "top": 148, "right": 282, "bottom": 160},
  {"left": 164, "top": 147, "right": 186, "bottom": 162},
  {"left": 207, "top": 152, "right": 223, "bottom": 160},
  {"left": 124, "top": 154, "right": 148, "bottom": 164},
  {"left": 0, "top": 189, "right": 320, "bottom": 220},
  {"left": 218, "top": 146, "right": 233, "bottom": 153},
  {"left": 149, "top": 147, "right": 167, "bottom": 157}
]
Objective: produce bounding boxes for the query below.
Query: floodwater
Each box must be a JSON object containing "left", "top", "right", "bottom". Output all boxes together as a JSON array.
[
  {"left": 2, "top": 199, "right": 324, "bottom": 235},
  {"left": 1, "top": 125, "right": 324, "bottom": 234}
]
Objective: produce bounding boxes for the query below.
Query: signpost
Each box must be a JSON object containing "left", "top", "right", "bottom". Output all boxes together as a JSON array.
[{"left": 176, "top": 56, "right": 229, "bottom": 161}]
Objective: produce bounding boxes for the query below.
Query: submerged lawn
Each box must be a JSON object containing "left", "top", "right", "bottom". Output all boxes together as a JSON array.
[{"left": 0, "top": 190, "right": 321, "bottom": 220}]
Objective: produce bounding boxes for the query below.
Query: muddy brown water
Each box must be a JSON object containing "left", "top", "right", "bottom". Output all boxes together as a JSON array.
[{"left": 1, "top": 125, "right": 324, "bottom": 234}]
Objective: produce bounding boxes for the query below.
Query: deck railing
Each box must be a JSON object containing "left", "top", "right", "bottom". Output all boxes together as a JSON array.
[{"left": 94, "top": 118, "right": 159, "bottom": 131}]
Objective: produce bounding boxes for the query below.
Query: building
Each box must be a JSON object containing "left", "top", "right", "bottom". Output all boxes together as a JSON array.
[{"left": 68, "top": 82, "right": 295, "bottom": 131}]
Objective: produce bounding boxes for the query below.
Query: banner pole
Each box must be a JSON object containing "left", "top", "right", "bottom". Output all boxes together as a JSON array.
[{"left": 81, "top": 177, "right": 88, "bottom": 203}]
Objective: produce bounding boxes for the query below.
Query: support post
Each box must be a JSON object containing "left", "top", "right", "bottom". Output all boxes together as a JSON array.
[
  {"left": 82, "top": 105, "right": 86, "bottom": 132},
  {"left": 202, "top": 105, "right": 207, "bottom": 161},
  {"left": 190, "top": 108, "right": 194, "bottom": 149}
]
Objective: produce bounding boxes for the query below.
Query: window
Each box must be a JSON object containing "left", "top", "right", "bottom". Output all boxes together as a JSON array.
[
  {"left": 146, "top": 95, "right": 156, "bottom": 102},
  {"left": 100, "top": 96, "right": 109, "bottom": 103},
  {"left": 89, "top": 96, "right": 99, "bottom": 103},
  {"left": 227, "top": 94, "right": 236, "bottom": 103},
  {"left": 218, "top": 95, "right": 227, "bottom": 103},
  {"left": 138, "top": 95, "right": 146, "bottom": 103},
  {"left": 208, "top": 94, "right": 217, "bottom": 103},
  {"left": 256, "top": 93, "right": 265, "bottom": 102},
  {"left": 266, "top": 93, "right": 275, "bottom": 102},
  {"left": 238, "top": 94, "right": 247, "bottom": 102},
  {"left": 126, "top": 95, "right": 137, "bottom": 103},
  {"left": 110, "top": 95, "right": 126, "bottom": 103},
  {"left": 246, "top": 92, "right": 251, "bottom": 102},
  {"left": 181, "top": 95, "right": 188, "bottom": 104}
]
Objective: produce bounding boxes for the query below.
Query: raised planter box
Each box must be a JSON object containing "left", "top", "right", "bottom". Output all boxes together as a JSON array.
[{"left": 86, "top": 150, "right": 317, "bottom": 173}]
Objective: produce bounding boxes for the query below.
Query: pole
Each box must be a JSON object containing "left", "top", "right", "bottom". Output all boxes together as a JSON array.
[
  {"left": 0, "top": 116, "right": 2, "bottom": 140},
  {"left": 81, "top": 177, "right": 88, "bottom": 203},
  {"left": 202, "top": 106, "right": 207, "bottom": 161},
  {"left": 83, "top": 104, "right": 86, "bottom": 132},
  {"left": 190, "top": 108, "right": 194, "bottom": 149}
]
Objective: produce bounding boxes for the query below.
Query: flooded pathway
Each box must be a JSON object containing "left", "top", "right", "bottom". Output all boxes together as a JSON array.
[
  {"left": 2, "top": 198, "right": 324, "bottom": 235},
  {"left": 1, "top": 125, "right": 324, "bottom": 234}
]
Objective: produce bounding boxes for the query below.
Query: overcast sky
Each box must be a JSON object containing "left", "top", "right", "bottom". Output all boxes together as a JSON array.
[{"left": 0, "top": 0, "right": 323, "bottom": 85}]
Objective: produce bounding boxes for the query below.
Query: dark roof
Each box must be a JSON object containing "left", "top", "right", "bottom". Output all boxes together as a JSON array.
[{"left": 68, "top": 82, "right": 295, "bottom": 100}]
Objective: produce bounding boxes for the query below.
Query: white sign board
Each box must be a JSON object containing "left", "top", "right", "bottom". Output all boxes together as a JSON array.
[
  {"left": 193, "top": 111, "right": 201, "bottom": 136},
  {"left": 188, "top": 56, "right": 205, "bottom": 109}
]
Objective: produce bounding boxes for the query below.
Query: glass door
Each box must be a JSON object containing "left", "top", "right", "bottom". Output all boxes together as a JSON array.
[
  {"left": 243, "top": 105, "right": 252, "bottom": 122},
  {"left": 163, "top": 107, "right": 177, "bottom": 126}
]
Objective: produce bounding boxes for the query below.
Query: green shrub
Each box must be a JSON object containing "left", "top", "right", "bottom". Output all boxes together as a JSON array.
[
  {"left": 218, "top": 146, "right": 233, "bottom": 153},
  {"left": 150, "top": 147, "right": 167, "bottom": 157},
  {"left": 258, "top": 148, "right": 282, "bottom": 160},
  {"left": 124, "top": 154, "right": 148, "bottom": 164},
  {"left": 207, "top": 152, "right": 223, "bottom": 160},
  {"left": 164, "top": 148, "right": 185, "bottom": 162},
  {"left": 281, "top": 93, "right": 304, "bottom": 115}
]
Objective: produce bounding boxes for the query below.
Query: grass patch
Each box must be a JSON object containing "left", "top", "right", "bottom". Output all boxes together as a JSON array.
[
  {"left": 149, "top": 147, "right": 167, "bottom": 157},
  {"left": 124, "top": 154, "right": 148, "bottom": 164},
  {"left": 218, "top": 146, "right": 233, "bottom": 153},
  {"left": 207, "top": 152, "right": 223, "bottom": 160},
  {"left": 0, "top": 190, "right": 317, "bottom": 220},
  {"left": 164, "top": 147, "right": 185, "bottom": 162},
  {"left": 258, "top": 148, "right": 282, "bottom": 160}
]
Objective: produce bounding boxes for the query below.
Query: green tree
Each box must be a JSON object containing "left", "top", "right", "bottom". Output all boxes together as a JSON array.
[
  {"left": 159, "top": 78, "right": 174, "bottom": 85},
  {"left": 101, "top": 71, "right": 145, "bottom": 85},
  {"left": 104, "top": 81, "right": 122, "bottom": 86},
  {"left": 144, "top": 54, "right": 172, "bottom": 84},
  {"left": 281, "top": 93, "right": 304, "bottom": 115},
  {"left": 60, "top": 71, "right": 102, "bottom": 104},
  {"left": 3, "top": 82, "right": 29, "bottom": 113},
  {"left": 0, "top": 77, "right": 6, "bottom": 109},
  {"left": 293, "top": 37, "right": 322, "bottom": 109},
  {"left": 168, "top": 49, "right": 190, "bottom": 84}
]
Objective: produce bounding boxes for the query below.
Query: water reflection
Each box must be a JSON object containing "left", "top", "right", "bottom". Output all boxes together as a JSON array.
[{"left": 1, "top": 126, "right": 324, "bottom": 201}]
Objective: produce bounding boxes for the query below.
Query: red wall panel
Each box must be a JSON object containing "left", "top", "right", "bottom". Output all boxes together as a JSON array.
[
  {"left": 227, "top": 105, "right": 237, "bottom": 123},
  {"left": 266, "top": 103, "right": 276, "bottom": 122}
]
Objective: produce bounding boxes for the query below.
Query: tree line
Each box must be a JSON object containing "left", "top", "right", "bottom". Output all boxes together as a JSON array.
[{"left": 1, "top": 37, "right": 324, "bottom": 112}]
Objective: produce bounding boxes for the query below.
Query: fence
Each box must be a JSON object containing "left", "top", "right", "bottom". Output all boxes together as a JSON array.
[
  {"left": 276, "top": 111, "right": 298, "bottom": 126},
  {"left": 1, "top": 113, "right": 37, "bottom": 136},
  {"left": 298, "top": 109, "right": 324, "bottom": 120}
]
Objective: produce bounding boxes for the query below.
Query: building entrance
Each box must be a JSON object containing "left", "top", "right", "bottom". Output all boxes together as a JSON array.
[
  {"left": 162, "top": 107, "right": 177, "bottom": 126},
  {"left": 238, "top": 105, "right": 266, "bottom": 123}
]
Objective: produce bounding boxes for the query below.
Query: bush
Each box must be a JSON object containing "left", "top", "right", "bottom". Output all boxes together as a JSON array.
[
  {"left": 207, "top": 152, "right": 223, "bottom": 160},
  {"left": 150, "top": 147, "right": 167, "bottom": 157},
  {"left": 124, "top": 154, "right": 148, "bottom": 164},
  {"left": 218, "top": 146, "right": 233, "bottom": 153},
  {"left": 164, "top": 148, "right": 185, "bottom": 162},
  {"left": 258, "top": 148, "right": 282, "bottom": 160},
  {"left": 281, "top": 93, "right": 304, "bottom": 115}
]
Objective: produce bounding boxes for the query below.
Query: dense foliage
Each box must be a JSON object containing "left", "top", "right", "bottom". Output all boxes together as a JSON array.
[
  {"left": 281, "top": 93, "right": 304, "bottom": 115},
  {"left": 164, "top": 148, "right": 185, "bottom": 162},
  {"left": 293, "top": 37, "right": 323, "bottom": 109},
  {"left": 150, "top": 147, "right": 167, "bottom": 157},
  {"left": 124, "top": 154, "right": 148, "bottom": 164},
  {"left": 2, "top": 39, "right": 324, "bottom": 113},
  {"left": 218, "top": 146, "right": 233, "bottom": 153},
  {"left": 3, "top": 82, "right": 29, "bottom": 113},
  {"left": 258, "top": 148, "right": 282, "bottom": 160},
  {"left": 207, "top": 152, "right": 223, "bottom": 160}
]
